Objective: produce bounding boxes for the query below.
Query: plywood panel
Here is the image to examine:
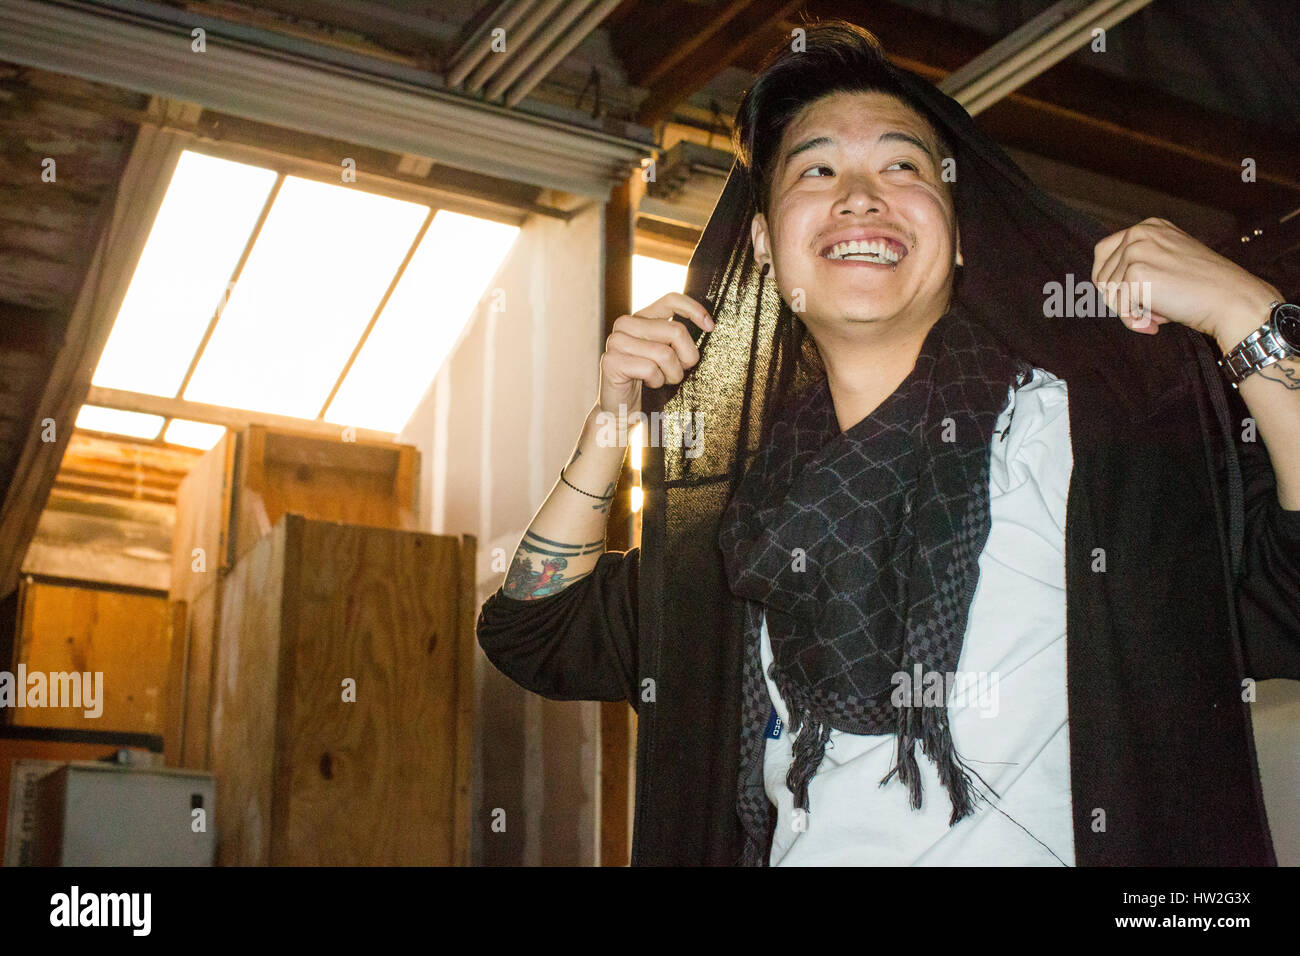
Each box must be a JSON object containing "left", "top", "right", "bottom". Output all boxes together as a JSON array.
[
  {"left": 210, "top": 522, "right": 286, "bottom": 866},
  {"left": 233, "top": 427, "right": 417, "bottom": 565},
  {"left": 11, "top": 581, "right": 173, "bottom": 734},
  {"left": 277, "top": 517, "right": 459, "bottom": 865},
  {"left": 178, "top": 585, "right": 218, "bottom": 770},
  {"left": 453, "top": 533, "right": 476, "bottom": 867},
  {"left": 209, "top": 515, "right": 471, "bottom": 866},
  {"left": 22, "top": 495, "right": 174, "bottom": 592},
  {"left": 170, "top": 432, "right": 233, "bottom": 601},
  {"left": 162, "top": 599, "right": 188, "bottom": 767}
]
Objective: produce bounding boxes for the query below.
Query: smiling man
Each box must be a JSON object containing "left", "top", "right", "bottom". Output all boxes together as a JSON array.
[
  {"left": 720, "top": 60, "right": 1080, "bottom": 866},
  {"left": 476, "top": 20, "right": 1300, "bottom": 866},
  {"left": 748, "top": 90, "right": 962, "bottom": 431}
]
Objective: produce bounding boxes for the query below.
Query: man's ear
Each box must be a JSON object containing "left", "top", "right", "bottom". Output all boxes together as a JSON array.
[
  {"left": 954, "top": 222, "right": 964, "bottom": 268},
  {"left": 751, "top": 211, "right": 775, "bottom": 278}
]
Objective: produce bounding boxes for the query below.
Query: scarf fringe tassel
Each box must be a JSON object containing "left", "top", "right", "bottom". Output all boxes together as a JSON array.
[{"left": 879, "top": 702, "right": 981, "bottom": 826}]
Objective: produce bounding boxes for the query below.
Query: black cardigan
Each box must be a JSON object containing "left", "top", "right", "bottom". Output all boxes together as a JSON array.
[{"left": 477, "top": 332, "right": 1300, "bottom": 866}]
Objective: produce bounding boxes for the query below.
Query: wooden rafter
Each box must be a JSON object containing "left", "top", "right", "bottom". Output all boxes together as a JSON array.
[
  {"left": 625, "top": 0, "right": 806, "bottom": 128},
  {"left": 0, "top": 122, "right": 192, "bottom": 598}
]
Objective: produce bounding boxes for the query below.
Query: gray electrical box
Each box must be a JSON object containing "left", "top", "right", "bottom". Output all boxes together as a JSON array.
[{"left": 34, "top": 762, "right": 215, "bottom": 866}]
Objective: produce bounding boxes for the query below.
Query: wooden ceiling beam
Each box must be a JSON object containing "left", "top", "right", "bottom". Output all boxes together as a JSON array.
[
  {"left": 626, "top": 0, "right": 805, "bottom": 128},
  {"left": 0, "top": 122, "right": 190, "bottom": 599},
  {"left": 0, "top": 305, "right": 59, "bottom": 356}
]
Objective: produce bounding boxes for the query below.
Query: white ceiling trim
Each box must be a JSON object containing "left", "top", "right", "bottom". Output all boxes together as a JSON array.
[{"left": 0, "top": 0, "right": 653, "bottom": 199}]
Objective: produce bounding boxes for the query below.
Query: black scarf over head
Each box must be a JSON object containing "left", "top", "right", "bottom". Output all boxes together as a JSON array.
[{"left": 635, "top": 22, "right": 1241, "bottom": 866}]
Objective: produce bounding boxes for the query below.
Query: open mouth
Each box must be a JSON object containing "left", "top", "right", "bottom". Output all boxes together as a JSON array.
[{"left": 820, "top": 238, "right": 907, "bottom": 265}]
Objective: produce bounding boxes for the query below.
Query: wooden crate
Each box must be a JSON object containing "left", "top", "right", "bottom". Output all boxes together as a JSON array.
[
  {"left": 8, "top": 580, "right": 181, "bottom": 735},
  {"left": 20, "top": 433, "right": 203, "bottom": 594},
  {"left": 162, "top": 586, "right": 216, "bottom": 769},
  {"left": 169, "top": 431, "right": 235, "bottom": 602},
  {"left": 233, "top": 426, "right": 417, "bottom": 566},
  {"left": 166, "top": 428, "right": 419, "bottom": 771},
  {"left": 209, "top": 514, "right": 475, "bottom": 866}
]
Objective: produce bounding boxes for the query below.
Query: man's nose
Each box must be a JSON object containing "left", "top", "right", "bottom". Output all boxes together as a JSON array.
[{"left": 833, "top": 172, "right": 887, "bottom": 215}]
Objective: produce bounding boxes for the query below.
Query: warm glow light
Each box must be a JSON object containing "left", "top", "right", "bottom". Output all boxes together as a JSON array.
[
  {"left": 164, "top": 419, "right": 227, "bottom": 449},
  {"left": 325, "top": 211, "right": 520, "bottom": 432},
  {"left": 76, "top": 406, "right": 165, "bottom": 440},
  {"left": 629, "top": 421, "right": 644, "bottom": 470},
  {"left": 184, "top": 176, "right": 429, "bottom": 418},
  {"left": 630, "top": 486, "right": 643, "bottom": 513},
  {"left": 632, "top": 255, "right": 689, "bottom": 315},
  {"left": 92, "top": 151, "right": 277, "bottom": 396}
]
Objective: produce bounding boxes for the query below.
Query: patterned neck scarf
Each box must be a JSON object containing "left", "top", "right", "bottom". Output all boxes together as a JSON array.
[{"left": 718, "top": 306, "right": 1032, "bottom": 856}]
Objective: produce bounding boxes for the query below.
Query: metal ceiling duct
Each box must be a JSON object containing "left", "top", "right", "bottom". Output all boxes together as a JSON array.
[
  {"left": 503, "top": 0, "right": 623, "bottom": 108},
  {"left": 939, "top": 0, "right": 1154, "bottom": 116},
  {"left": 0, "top": 0, "right": 652, "bottom": 198},
  {"left": 484, "top": 0, "right": 598, "bottom": 101},
  {"left": 465, "top": 0, "right": 569, "bottom": 93},
  {"left": 445, "top": 0, "right": 541, "bottom": 89}
]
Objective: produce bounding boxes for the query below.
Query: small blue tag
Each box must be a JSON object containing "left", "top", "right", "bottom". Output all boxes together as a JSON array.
[{"left": 765, "top": 704, "right": 783, "bottom": 740}]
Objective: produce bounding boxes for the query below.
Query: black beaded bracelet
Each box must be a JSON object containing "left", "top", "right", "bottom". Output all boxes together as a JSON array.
[{"left": 560, "top": 467, "right": 614, "bottom": 500}]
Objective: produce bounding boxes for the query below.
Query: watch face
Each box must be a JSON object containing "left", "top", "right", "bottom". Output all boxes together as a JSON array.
[{"left": 1276, "top": 304, "right": 1300, "bottom": 351}]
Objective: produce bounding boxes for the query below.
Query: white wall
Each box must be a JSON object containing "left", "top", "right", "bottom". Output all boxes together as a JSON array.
[
  {"left": 399, "top": 197, "right": 606, "bottom": 866},
  {"left": 1254, "top": 680, "right": 1300, "bottom": 865}
]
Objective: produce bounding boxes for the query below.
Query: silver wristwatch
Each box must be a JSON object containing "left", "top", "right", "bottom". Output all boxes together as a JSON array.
[{"left": 1218, "top": 300, "right": 1300, "bottom": 389}]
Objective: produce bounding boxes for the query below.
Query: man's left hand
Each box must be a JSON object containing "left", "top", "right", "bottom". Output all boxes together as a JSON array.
[{"left": 1091, "top": 217, "right": 1282, "bottom": 352}]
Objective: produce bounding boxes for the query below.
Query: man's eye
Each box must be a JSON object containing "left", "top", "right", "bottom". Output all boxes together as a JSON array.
[
  {"left": 888, "top": 160, "right": 919, "bottom": 171},
  {"left": 801, "top": 164, "right": 832, "bottom": 177}
]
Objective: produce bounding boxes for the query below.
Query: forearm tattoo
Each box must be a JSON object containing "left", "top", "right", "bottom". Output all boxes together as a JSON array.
[
  {"left": 563, "top": 447, "right": 617, "bottom": 513},
  {"left": 1256, "top": 358, "right": 1300, "bottom": 390},
  {"left": 503, "top": 530, "right": 605, "bottom": 599}
]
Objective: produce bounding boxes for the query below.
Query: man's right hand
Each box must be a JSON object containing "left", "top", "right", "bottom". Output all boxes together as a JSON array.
[{"left": 598, "top": 293, "right": 714, "bottom": 415}]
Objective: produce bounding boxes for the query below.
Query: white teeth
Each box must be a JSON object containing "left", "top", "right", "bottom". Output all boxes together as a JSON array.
[{"left": 823, "top": 239, "right": 900, "bottom": 262}]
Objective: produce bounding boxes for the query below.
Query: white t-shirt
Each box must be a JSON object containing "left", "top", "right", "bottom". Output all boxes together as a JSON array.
[{"left": 761, "top": 367, "right": 1074, "bottom": 866}]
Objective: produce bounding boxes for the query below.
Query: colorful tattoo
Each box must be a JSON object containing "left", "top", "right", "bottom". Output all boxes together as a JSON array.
[{"left": 502, "top": 530, "right": 604, "bottom": 599}]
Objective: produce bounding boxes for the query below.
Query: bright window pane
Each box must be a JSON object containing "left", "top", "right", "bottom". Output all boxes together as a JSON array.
[
  {"left": 76, "top": 406, "right": 164, "bottom": 440},
  {"left": 92, "top": 151, "right": 277, "bottom": 396},
  {"left": 325, "top": 211, "right": 520, "bottom": 432},
  {"left": 632, "top": 255, "right": 689, "bottom": 315},
  {"left": 184, "top": 176, "right": 429, "bottom": 418},
  {"left": 164, "top": 419, "right": 227, "bottom": 449}
]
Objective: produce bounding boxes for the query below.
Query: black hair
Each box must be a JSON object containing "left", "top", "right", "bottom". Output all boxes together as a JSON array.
[{"left": 732, "top": 19, "right": 954, "bottom": 220}]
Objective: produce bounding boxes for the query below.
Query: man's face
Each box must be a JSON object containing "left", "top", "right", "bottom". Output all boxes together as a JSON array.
[{"left": 751, "top": 90, "right": 960, "bottom": 334}]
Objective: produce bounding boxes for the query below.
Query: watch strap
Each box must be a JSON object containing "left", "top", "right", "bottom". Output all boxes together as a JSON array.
[{"left": 1219, "top": 300, "right": 1293, "bottom": 389}]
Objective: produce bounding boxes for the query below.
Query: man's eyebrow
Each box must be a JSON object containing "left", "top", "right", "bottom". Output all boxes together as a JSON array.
[
  {"left": 878, "top": 130, "right": 936, "bottom": 161},
  {"left": 783, "top": 130, "right": 937, "bottom": 166},
  {"left": 784, "top": 134, "right": 833, "bottom": 163}
]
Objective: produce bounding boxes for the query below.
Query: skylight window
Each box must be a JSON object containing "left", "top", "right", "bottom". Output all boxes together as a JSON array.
[
  {"left": 183, "top": 176, "right": 429, "bottom": 418},
  {"left": 83, "top": 149, "right": 521, "bottom": 446},
  {"left": 92, "top": 151, "right": 277, "bottom": 397},
  {"left": 163, "top": 419, "right": 227, "bottom": 450},
  {"left": 76, "top": 406, "right": 166, "bottom": 440},
  {"left": 325, "top": 211, "right": 520, "bottom": 433}
]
